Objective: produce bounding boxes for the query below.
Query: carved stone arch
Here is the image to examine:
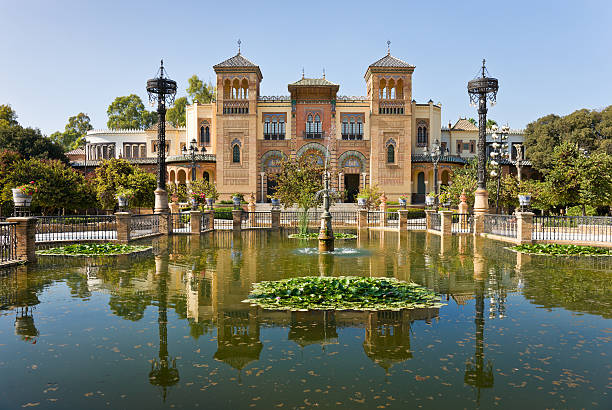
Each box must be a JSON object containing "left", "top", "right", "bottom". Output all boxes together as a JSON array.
[
  {"left": 338, "top": 150, "right": 367, "bottom": 173},
  {"left": 296, "top": 142, "right": 329, "bottom": 159},
  {"left": 385, "top": 137, "right": 397, "bottom": 148},
  {"left": 231, "top": 138, "right": 242, "bottom": 147},
  {"left": 260, "top": 150, "right": 287, "bottom": 172}
]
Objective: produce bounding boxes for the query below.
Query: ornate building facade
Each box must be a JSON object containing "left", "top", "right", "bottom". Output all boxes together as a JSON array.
[{"left": 79, "top": 49, "right": 527, "bottom": 203}]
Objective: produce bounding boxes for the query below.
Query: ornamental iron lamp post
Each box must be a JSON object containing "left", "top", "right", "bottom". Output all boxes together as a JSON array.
[
  {"left": 147, "top": 60, "right": 177, "bottom": 213},
  {"left": 514, "top": 143, "right": 524, "bottom": 182},
  {"left": 489, "top": 125, "right": 509, "bottom": 214},
  {"left": 468, "top": 59, "right": 499, "bottom": 215},
  {"left": 182, "top": 138, "right": 203, "bottom": 182},
  {"left": 423, "top": 139, "right": 449, "bottom": 207}
]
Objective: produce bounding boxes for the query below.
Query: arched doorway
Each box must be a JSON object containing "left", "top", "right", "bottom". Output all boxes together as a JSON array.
[
  {"left": 177, "top": 169, "right": 187, "bottom": 186},
  {"left": 261, "top": 150, "right": 287, "bottom": 202},
  {"left": 441, "top": 170, "right": 450, "bottom": 186},
  {"left": 203, "top": 171, "right": 210, "bottom": 182},
  {"left": 338, "top": 150, "right": 366, "bottom": 203},
  {"left": 416, "top": 172, "right": 426, "bottom": 203},
  {"left": 169, "top": 170, "right": 176, "bottom": 184}
]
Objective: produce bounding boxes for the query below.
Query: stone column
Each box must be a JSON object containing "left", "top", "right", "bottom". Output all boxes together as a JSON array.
[
  {"left": 358, "top": 209, "right": 368, "bottom": 231},
  {"left": 190, "top": 210, "right": 202, "bottom": 234},
  {"left": 424, "top": 209, "right": 435, "bottom": 231},
  {"left": 440, "top": 210, "right": 453, "bottom": 235},
  {"left": 271, "top": 209, "right": 280, "bottom": 230},
  {"left": 473, "top": 187, "right": 489, "bottom": 235},
  {"left": 115, "top": 212, "right": 131, "bottom": 243},
  {"left": 516, "top": 212, "right": 534, "bottom": 244},
  {"left": 203, "top": 210, "right": 214, "bottom": 231},
  {"left": 398, "top": 210, "right": 408, "bottom": 230},
  {"left": 379, "top": 192, "right": 388, "bottom": 227},
  {"left": 260, "top": 172, "right": 266, "bottom": 203},
  {"left": 232, "top": 209, "right": 242, "bottom": 232},
  {"left": 157, "top": 212, "right": 171, "bottom": 235},
  {"left": 7, "top": 217, "right": 37, "bottom": 263}
]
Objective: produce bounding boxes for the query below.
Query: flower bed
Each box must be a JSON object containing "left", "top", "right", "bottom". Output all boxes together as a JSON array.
[
  {"left": 510, "top": 243, "right": 611, "bottom": 256},
  {"left": 288, "top": 232, "right": 357, "bottom": 240},
  {"left": 242, "top": 276, "right": 443, "bottom": 311},
  {"left": 37, "top": 243, "right": 152, "bottom": 257}
]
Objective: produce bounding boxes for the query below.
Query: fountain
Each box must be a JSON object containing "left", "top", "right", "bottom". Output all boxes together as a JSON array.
[{"left": 318, "top": 124, "right": 334, "bottom": 252}]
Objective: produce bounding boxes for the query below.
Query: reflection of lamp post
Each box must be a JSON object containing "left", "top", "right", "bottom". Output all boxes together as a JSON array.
[
  {"left": 182, "top": 138, "right": 204, "bottom": 182},
  {"left": 488, "top": 125, "right": 509, "bottom": 214},
  {"left": 423, "top": 139, "right": 448, "bottom": 206},
  {"left": 468, "top": 59, "right": 499, "bottom": 214},
  {"left": 147, "top": 60, "right": 177, "bottom": 213}
]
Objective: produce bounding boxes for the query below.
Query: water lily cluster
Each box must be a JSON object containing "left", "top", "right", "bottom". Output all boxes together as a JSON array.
[
  {"left": 288, "top": 232, "right": 357, "bottom": 240},
  {"left": 243, "top": 276, "right": 443, "bottom": 311},
  {"left": 37, "top": 243, "right": 151, "bottom": 256},
  {"left": 511, "top": 243, "right": 611, "bottom": 256}
]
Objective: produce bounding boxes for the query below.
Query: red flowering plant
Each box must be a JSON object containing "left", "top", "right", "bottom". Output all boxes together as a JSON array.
[
  {"left": 188, "top": 180, "right": 208, "bottom": 203},
  {"left": 16, "top": 181, "right": 38, "bottom": 196}
]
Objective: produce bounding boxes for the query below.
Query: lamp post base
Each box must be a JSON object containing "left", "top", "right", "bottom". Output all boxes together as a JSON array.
[
  {"left": 154, "top": 188, "right": 170, "bottom": 214},
  {"left": 318, "top": 215, "right": 334, "bottom": 252},
  {"left": 473, "top": 188, "right": 489, "bottom": 215}
]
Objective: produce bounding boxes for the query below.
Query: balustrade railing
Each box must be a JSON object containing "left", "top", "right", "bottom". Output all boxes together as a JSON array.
[
  {"left": 406, "top": 214, "right": 427, "bottom": 230},
  {"left": 483, "top": 214, "right": 517, "bottom": 238},
  {"left": 452, "top": 213, "right": 473, "bottom": 233},
  {"left": 0, "top": 222, "right": 18, "bottom": 264},
  {"left": 533, "top": 215, "right": 612, "bottom": 243},
  {"left": 280, "top": 211, "right": 358, "bottom": 227},
  {"left": 171, "top": 213, "right": 191, "bottom": 234},
  {"left": 385, "top": 211, "right": 399, "bottom": 227},
  {"left": 241, "top": 211, "right": 272, "bottom": 229},
  {"left": 430, "top": 213, "right": 441, "bottom": 231},
  {"left": 367, "top": 211, "right": 381, "bottom": 227},
  {"left": 36, "top": 215, "right": 116, "bottom": 242},
  {"left": 130, "top": 214, "right": 160, "bottom": 239},
  {"left": 201, "top": 212, "right": 212, "bottom": 232}
]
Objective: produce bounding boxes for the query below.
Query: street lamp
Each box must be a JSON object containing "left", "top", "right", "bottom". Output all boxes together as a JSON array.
[
  {"left": 468, "top": 59, "right": 499, "bottom": 214},
  {"left": 423, "top": 139, "right": 449, "bottom": 206},
  {"left": 488, "top": 125, "right": 509, "bottom": 214},
  {"left": 147, "top": 60, "right": 177, "bottom": 213},
  {"left": 182, "top": 138, "right": 204, "bottom": 182}
]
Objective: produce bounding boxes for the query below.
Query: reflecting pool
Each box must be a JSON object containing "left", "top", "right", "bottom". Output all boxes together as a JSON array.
[{"left": 1, "top": 231, "right": 611, "bottom": 409}]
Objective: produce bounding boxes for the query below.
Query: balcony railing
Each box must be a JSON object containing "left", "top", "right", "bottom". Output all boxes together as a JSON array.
[
  {"left": 264, "top": 133, "right": 286, "bottom": 140},
  {"left": 223, "top": 100, "right": 249, "bottom": 114},
  {"left": 341, "top": 133, "right": 363, "bottom": 140},
  {"left": 302, "top": 131, "right": 326, "bottom": 139}
]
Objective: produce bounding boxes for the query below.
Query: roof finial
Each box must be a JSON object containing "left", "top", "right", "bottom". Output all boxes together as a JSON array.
[
  {"left": 482, "top": 58, "right": 486, "bottom": 77},
  {"left": 237, "top": 39, "right": 241, "bottom": 54},
  {"left": 387, "top": 40, "right": 391, "bottom": 55},
  {"left": 302, "top": 67, "right": 304, "bottom": 79},
  {"left": 322, "top": 67, "right": 325, "bottom": 79}
]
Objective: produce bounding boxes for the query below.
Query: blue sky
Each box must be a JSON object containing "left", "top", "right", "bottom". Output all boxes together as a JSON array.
[{"left": 1, "top": 0, "right": 611, "bottom": 135}]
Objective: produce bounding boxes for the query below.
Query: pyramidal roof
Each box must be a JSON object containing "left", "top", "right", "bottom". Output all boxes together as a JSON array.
[
  {"left": 289, "top": 77, "right": 338, "bottom": 86},
  {"left": 213, "top": 52, "right": 258, "bottom": 68},
  {"left": 369, "top": 53, "right": 414, "bottom": 68}
]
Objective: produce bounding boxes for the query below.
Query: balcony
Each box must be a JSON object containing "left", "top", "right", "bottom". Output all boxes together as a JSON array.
[
  {"left": 301, "top": 131, "right": 326, "bottom": 139},
  {"left": 341, "top": 133, "right": 363, "bottom": 141},
  {"left": 223, "top": 100, "right": 249, "bottom": 115},
  {"left": 378, "top": 99, "right": 405, "bottom": 115},
  {"left": 264, "top": 133, "right": 285, "bottom": 140}
]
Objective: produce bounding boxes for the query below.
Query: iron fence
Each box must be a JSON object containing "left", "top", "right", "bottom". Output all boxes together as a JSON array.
[
  {"left": 483, "top": 214, "right": 517, "bottom": 238},
  {"left": 0, "top": 222, "right": 18, "bottom": 264},
  {"left": 452, "top": 213, "right": 473, "bottom": 233},
  {"left": 533, "top": 215, "right": 612, "bottom": 243},
  {"left": 130, "top": 214, "right": 160, "bottom": 239},
  {"left": 385, "top": 211, "right": 399, "bottom": 227},
  {"left": 367, "top": 211, "right": 381, "bottom": 227},
  {"left": 430, "top": 213, "right": 441, "bottom": 231},
  {"left": 214, "top": 219, "right": 233, "bottom": 230},
  {"left": 406, "top": 216, "right": 427, "bottom": 230},
  {"left": 171, "top": 213, "right": 191, "bottom": 234},
  {"left": 280, "top": 210, "right": 358, "bottom": 228},
  {"left": 241, "top": 211, "right": 271, "bottom": 229},
  {"left": 36, "top": 215, "right": 116, "bottom": 242},
  {"left": 201, "top": 212, "right": 212, "bottom": 232}
]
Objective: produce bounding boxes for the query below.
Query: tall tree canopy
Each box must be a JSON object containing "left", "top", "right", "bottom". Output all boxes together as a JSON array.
[
  {"left": 50, "top": 112, "right": 93, "bottom": 151},
  {"left": 107, "top": 94, "right": 158, "bottom": 130},
  {"left": 186, "top": 75, "right": 215, "bottom": 103},
  {"left": 524, "top": 106, "right": 612, "bottom": 173},
  {"left": 166, "top": 96, "right": 188, "bottom": 128},
  {"left": 94, "top": 158, "right": 156, "bottom": 209},
  {"left": 0, "top": 104, "right": 18, "bottom": 127},
  {"left": 0, "top": 124, "right": 66, "bottom": 162}
]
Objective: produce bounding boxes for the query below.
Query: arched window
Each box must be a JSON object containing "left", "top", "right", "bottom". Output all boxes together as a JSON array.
[
  {"left": 314, "top": 114, "right": 321, "bottom": 134},
  {"left": 342, "top": 119, "right": 348, "bottom": 137},
  {"left": 232, "top": 144, "right": 241, "bottom": 163},
  {"left": 264, "top": 119, "right": 270, "bottom": 139},
  {"left": 387, "top": 144, "right": 395, "bottom": 163},
  {"left": 279, "top": 119, "right": 285, "bottom": 139},
  {"left": 307, "top": 115, "right": 313, "bottom": 137},
  {"left": 349, "top": 119, "right": 355, "bottom": 139},
  {"left": 272, "top": 119, "right": 277, "bottom": 137},
  {"left": 200, "top": 126, "right": 205, "bottom": 144},
  {"left": 357, "top": 119, "right": 363, "bottom": 139},
  {"left": 205, "top": 126, "right": 210, "bottom": 144}
]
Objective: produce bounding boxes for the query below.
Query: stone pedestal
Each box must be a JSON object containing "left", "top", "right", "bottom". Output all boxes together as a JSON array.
[
  {"left": 424, "top": 209, "right": 436, "bottom": 231},
  {"left": 190, "top": 210, "right": 202, "bottom": 234},
  {"left": 115, "top": 212, "right": 131, "bottom": 243},
  {"left": 516, "top": 212, "right": 534, "bottom": 244},
  {"left": 7, "top": 217, "right": 37, "bottom": 263},
  {"left": 440, "top": 210, "right": 453, "bottom": 235},
  {"left": 154, "top": 188, "right": 169, "bottom": 214},
  {"left": 271, "top": 209, "right": 280, "bottom": 230},
  {"left": 157, "top": 212, "right": 171, "bottom": 235},
  {"left": 379, "top": 194, "right": 388, "bottom": 228},
  {"left": 318, "top": 215, "right": 334, "bottom": 252},
  {"left": 358, "top": 209, "right": 368, "bottom": 231},
  {"left": 232, "top": 209, "right": 242, "bottom": 232},
  {"left": 398, "top": 210, "right": 408, "bottom": 230},
  {"left": 203, "top": 210, "right": 214, "bottom": 231},
  {"left": 472, "top": 188, "right": 488, "bottom": 236}
]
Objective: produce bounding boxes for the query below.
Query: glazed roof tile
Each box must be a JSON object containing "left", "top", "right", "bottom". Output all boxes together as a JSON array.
[
  {"left": 213, "top": 53, "right": 258, "bottom": 68},
  {"left": 369, "top": 53, "right": 414, "bottom": 68}
]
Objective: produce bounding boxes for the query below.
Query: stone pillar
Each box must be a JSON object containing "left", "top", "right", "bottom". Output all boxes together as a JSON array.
[
  {"left": 440, "top": 210, "right": 453, "bottom": 235},
  {"left": 398, "top": 210, "right": 408, "bottom": 230},
  {"left": 358, "top": 209, "right": 368, "bottom": 231},
  {"left": 203, "top": 210, "right": 214, "bottom": 231},
  {"left": 424, "top": 209, "right": 435, "bottom": 231},
  {"left": 379, "top": 192, "right": 388, "bottom": 227},
  {"left": 271, "top": 209, "right": 280, "bottom": 230},
  {"left": 115, "top": 212, "right": 131, "bottom": 243},
  {"left": 190, "top": 210, "right": 202, "bottom": 234},
  {"left": 458, "top": 190, "right": 470, "bottom": 230},
  {"left": 7, "top": 217, "right": 37, "bottom": 263},
  {"left": 473, "top": 188, "right": 488, "bottom": 236},
  {"left": 232, "top": 209, "right": 242, "bottom": 232},
  {"left": 516, "top": 212, "right": 534, "bottom": 244},
  {"left": 169, "top": 202, "right": 180, "bottom": 214},
  {"left": 154, "top": 188, "right": 169, "bottom": 214},
  {"left": 157, "top": 212, "right": 171, "bottom": 235}
]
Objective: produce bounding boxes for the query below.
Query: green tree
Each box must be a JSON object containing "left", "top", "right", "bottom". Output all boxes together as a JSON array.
[
  {"left": 0, "top": 104, "right": 18, "bottom": 127},
  {"left": 467, "top": 118, "right": 477, "bottom": 126},
  {"left": 166, "top": 96, "right": 188, "bottom": 128},
  {"left": 577, "top": 151, "right": 612, "bottom": 210},
  {"left": 0, "top": 124, "right": 67, "bottom": 162},
  {"left": 271, "top": 157, "right": 324, "bottom": 234},
  {"left": 486, "top": 119, "right": 497, "bottom": 128},
  {"left": 1, "top": 158, "right": 97, "bottom": 214},
  {"left": 107, "top": 94, "right": 158, "bottom": 130},
  {"left": 442, "top": 159, "right": 478, "bottom": 206},
  {"left": 50, "top": 113, "right": 93, "bottom": 151},
  {"left": 94, "top": 158, "right": 156, "bottom": 209},
  {"left": 186, "top": 75, "right": 215, "bottom": 103}
]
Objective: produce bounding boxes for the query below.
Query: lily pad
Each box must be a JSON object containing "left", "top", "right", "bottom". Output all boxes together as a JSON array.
[
  {"left": 242, "top": 276, "right": 444, "bottom": 311},
  {"left": 510, "top": 243, "right": 612, "bottom": 256},
  {"left": 36, "top": 243, "right": 152, "bottom": 257},
  {"left": 288, "top": 233, "right": 357, "bottom": 240}
]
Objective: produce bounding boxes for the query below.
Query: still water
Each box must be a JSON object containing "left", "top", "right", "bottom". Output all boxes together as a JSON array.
[{"left": 1, "top": 231, "right": 611, "bottom": 409}]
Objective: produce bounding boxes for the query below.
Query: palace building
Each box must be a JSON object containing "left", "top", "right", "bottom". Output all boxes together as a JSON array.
[{"left": 77, "top": 48, "right": 527, "bottom": 204}]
